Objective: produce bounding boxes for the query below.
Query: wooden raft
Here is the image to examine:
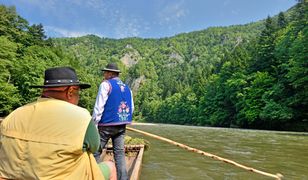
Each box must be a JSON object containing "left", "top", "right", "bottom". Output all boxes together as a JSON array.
[{"left": 102, "top": 145, "right": 145, "bottom": 180}]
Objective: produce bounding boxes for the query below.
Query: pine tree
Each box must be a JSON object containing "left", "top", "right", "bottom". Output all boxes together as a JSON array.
[
  {"left": 251, "top": 16, "right": 277, "bottom": 73},
  {"left": 277, "top": 12, "right": 287, "bottom": 29},
  {"left": 28, "top": 23, "right": 47, "bottom": 45}
]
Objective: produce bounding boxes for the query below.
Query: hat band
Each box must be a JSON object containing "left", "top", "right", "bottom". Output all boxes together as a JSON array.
[
  {"left": 45, "top": 79, "right": 79, "bottom": 84},
  {"left": 102, "top": 68, "right": 121, "bottom": 72}
]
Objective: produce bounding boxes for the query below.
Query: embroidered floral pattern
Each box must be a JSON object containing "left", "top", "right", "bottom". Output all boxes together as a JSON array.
[
  {"left": 117, "top": 101, "right": 130, "bottom": 121},
  {"left": 117, "top": 80, "right": 126, "bottom": 92}
]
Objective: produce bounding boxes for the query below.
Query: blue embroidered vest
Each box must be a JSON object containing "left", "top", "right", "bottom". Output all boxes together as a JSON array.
[{"left": 99, "top": 78, "right": 133, "bottom": 126}]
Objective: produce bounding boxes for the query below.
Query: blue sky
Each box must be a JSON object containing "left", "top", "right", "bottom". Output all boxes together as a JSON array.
[{"left": 0, "top": 0, "right": 297, "bottom": 39}]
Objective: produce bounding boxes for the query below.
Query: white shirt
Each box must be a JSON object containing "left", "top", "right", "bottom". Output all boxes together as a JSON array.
[{"left": 92, "top": 79, "right": 134, "bottom": 125}]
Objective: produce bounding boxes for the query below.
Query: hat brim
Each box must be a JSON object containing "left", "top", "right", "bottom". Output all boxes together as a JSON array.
[
  {"left": 101, "top": 68, "right": 121, "bottom": 73},
  {"left": 30, "top": 83, "right": 91, "bottom": 89}
]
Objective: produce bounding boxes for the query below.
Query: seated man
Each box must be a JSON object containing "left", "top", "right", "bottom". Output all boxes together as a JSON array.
[{"left": 0, "top": 67, "right": 116, "bottom": 180}]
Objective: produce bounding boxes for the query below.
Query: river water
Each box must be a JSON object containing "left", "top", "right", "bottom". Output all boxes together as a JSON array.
[{"left": 127, "top": 123, "right": 308, "bottom": 180}]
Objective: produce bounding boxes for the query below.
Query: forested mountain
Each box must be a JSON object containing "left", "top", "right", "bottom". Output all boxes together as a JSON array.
[{"left": 0, "top": 1, "right": 307, "bottom": 131}]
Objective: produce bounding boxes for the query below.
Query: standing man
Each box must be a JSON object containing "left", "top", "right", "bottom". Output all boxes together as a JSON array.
[
  {"left": 92, "top": 63, "right": 134, "bottom": 180},
  {"left": 0, "top": 67, "right": 116, "bottom": 180}
]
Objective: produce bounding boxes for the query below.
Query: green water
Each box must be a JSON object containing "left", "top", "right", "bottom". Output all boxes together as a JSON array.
[{"left": 127, "top": 123, "right": 308, "bottom": 180}]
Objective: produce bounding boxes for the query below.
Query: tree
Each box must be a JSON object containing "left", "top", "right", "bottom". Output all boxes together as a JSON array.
[
  {"left": 0, "top": 5, "right": 29, "bottom": 44},
  {"left": 237, "top": 72, "right": 276, "bottom": 128},
  {"left": 286, "top": 27, "right": 308, "bottom": 121},
  {"left": 251, "top": 16, "right": 277, "bottom": 73},
  {"left": 0, "top": 36, "right": 21, "bottom": 116},
  {"left": 28, "top": 23, "right": 47, "bottom": 45},
  {"left": 277, "top": 12, "right": 288, "bottom": 29}
]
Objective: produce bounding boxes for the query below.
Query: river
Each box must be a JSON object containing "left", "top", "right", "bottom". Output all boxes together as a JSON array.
[{"left": 127, "top": 123, "right": 308, "bottom": 180}]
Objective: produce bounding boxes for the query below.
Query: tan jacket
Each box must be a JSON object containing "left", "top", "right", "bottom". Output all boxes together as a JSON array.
[{"left": 0, "top": 98, "right": 104, "bottom": 180}]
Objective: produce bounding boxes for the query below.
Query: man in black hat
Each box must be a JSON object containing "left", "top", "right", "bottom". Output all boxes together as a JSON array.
[
  {"left": 0, "top": 67, "right": 116, "bottom": 180},
  {"left": 92, "top": 63, "right": 134, "bottom": 180}
]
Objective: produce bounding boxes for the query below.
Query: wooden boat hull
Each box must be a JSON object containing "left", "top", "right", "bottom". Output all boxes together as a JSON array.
[{"left": 102, "top": 145, "right": 145, "bottom": 180}]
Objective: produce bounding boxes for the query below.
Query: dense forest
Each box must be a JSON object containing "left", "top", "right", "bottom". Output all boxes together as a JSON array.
[{"left": 0, "top": 1, "right": 307, "bottom": 131}]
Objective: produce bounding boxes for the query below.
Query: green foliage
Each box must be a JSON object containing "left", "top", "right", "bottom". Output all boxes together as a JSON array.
[
  {"left": 0, "top": 36, "right": 21, "bottom": 116},
  {"left": 27, "top": 23, "right": 48, "bottom": 46},
  {"left": 238, "top": 72, "right": 276, "bottom": 127},
  {"left": 287, "top": 29, "right": 308, "bottom": 91},
  {"left": 277, "top": 12, "right": 288, "bottom": 29},
  {"left": 251, "top": 16, "right": 277, "bottom": 73},
  {"left": 0, "top": 5, "right": 29, "bottom": 44},
  {"left": 0, "top": 4, "right": 88, "bottom": 114},
  {"left": 125, "top": 136, "right": 150, "bottom": 150},
  {"left": 0, "top": 2, "right": 307, "bottom": 131}
]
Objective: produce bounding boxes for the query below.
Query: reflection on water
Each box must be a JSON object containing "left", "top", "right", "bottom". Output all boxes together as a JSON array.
[{"left": 127, "top": 123, "right": 308, "bottom": 180}]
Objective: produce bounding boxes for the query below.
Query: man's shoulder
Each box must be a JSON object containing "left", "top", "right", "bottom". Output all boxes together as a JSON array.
[
  {"left": 56, "top": 100, "right": 90, "bottom": 116},
  {"left": 47, "top": 99, "right": 92, "bottom": 121},
  {"left": 7, "top": 100, "right": 40, "bottom": 115},
  {"left": 39, "top": 98, "right": 91, "bottom": 117}
]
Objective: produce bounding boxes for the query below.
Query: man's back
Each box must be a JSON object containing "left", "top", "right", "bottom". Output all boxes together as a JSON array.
[
  {"left": 0, "top": 98, "right": 103, "bottom": 180},
  {"left": 100, "top": 78, "right": 133, "bottom": 125}
]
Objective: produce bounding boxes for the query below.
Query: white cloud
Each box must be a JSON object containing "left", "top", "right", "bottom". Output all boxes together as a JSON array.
[
  {"left": 69, "top": 0, "right": 108, "bottom": 14},
  {"left": 23, "top": 0, "right": 106, "bottom": 11},
  {"left": 45, "top": 26, "right": 103, "bottom": 37},
  {"left": 20, "top": 0, "right": 57, "bottom": 11},
  {"left": 158, "top": 0, "right": 188, "bottom": 26},
  {"left": 231, "top": 10, "right": 239, "bottom": 15},
  {"left": 223, "top": 0, "right": 231, "bottom": 6},
  {"left": 20, "top": 0, "right": 108, "bottom": 24},
  {"left": 114, "top": 17, "right": 141, "bottom": 38}
]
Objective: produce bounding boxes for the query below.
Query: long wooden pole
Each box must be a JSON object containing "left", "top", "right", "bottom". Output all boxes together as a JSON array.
[{"left": 127, "top": 126, "right": 283, "bottom": 180}]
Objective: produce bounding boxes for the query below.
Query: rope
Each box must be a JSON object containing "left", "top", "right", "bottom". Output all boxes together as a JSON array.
[{"left": 127, "top": 126, "right": 283, "bottom": 180}]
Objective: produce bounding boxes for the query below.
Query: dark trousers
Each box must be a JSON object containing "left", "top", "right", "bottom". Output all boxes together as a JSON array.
[{"left": 95, "top": 125, "right": 128, "bottom": 180}]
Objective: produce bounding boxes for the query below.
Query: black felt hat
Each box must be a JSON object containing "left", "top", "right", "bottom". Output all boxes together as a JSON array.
[
  {"left": 31, "top": 67, "right": 91, "bottom": 89},
  {"left": 101, "top": 63, "right": 121, "bottom": 73}
]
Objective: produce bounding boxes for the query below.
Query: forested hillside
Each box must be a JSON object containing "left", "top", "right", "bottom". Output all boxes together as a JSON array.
[
  {"left": 0, "top": 5, "right": 97, "bottom": 112},
  {"left": 0, "top": 1, "right": 307, "bottom": 131}
]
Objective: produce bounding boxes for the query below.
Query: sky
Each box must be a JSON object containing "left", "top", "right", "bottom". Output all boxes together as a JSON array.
[{"left": 0, "top": 0, "right": 297, "bottom": 39}]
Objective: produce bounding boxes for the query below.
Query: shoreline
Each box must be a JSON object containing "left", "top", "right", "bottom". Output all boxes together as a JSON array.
[
  {"left": 129, "top": 121, "right": 308, "bottom": 134},
  {"left": 131, "top": 122, "right": 158, "bottom": 126}
]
